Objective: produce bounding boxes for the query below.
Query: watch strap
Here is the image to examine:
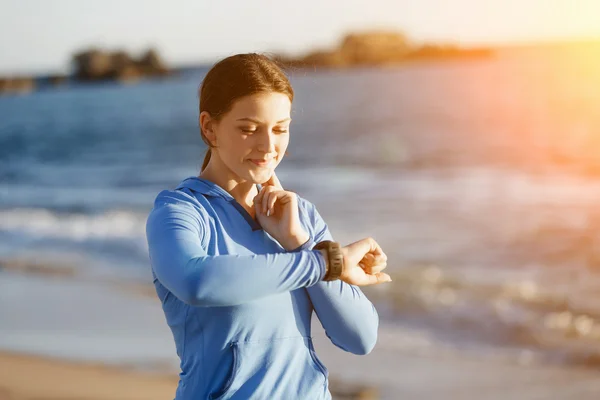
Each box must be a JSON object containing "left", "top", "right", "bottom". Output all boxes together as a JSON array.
[{"left": 314, "top": 240, "right": 344, "bottom": 281}]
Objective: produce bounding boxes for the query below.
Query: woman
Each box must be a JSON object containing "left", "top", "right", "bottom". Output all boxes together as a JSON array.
[{"left": 146, "top": 53, "right": 391, "bottom": 400}]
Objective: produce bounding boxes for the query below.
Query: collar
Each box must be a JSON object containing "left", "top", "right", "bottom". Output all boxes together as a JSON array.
[
  {"left": 176, "top": 176, "right": 262, "bottom": 200},
  {"left": 175, "top": 176, "right": 263, "bottom": 231}
]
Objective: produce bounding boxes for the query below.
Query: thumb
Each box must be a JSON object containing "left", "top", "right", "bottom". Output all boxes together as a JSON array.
[
  {"left": 375, "top": 272, "right": 392, "bottom": 283},
  {"left": 353, "top": 272, "right": 392, "bottom": 286}
]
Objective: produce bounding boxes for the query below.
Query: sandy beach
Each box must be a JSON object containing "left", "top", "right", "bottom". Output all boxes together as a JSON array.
[
  {"left": 2, "top": 343, "right": 600, "bottom": 400},
  {"left": 2, "top": 271, "right": 600, "bottom": 399},
  {"left": 0, "top": 350, "right": 177, "bottom": 400}
]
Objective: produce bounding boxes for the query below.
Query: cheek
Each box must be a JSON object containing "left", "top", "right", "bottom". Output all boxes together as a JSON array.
[
  {"left": 277, "top": 135, "right": 290, "bottom": 152},
  {"left": 221, "top": 132, "right": 250, "bottom": 156}
]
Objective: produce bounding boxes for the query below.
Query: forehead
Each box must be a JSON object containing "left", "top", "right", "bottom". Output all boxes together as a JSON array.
[{"left": 226, "top": 92, "right": 291, "bottom": 122}]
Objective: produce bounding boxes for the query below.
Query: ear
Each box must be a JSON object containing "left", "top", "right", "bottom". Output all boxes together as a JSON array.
[{"left": 199, "top": 111, "right": 217, "bottom": 146}]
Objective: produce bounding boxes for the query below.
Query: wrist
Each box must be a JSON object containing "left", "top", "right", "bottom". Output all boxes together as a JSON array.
[
  {"left": 314, "top": 241, "right": 344, "bottom": 281},
  {"left": 318, "top": 248, "right": 329, "bottom": 278}
]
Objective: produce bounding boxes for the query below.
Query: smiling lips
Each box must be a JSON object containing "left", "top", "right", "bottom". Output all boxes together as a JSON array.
[{"left": 249, "top": 158, "right": 274, "bottom": 167}]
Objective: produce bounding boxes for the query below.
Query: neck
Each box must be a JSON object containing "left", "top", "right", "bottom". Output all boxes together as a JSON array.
[{"left": 199, "top": 157, "right": 258, "bottom": 208}]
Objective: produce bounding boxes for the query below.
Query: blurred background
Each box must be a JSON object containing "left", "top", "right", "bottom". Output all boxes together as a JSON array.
[{"left": 1, "top": 1, "right": 600, "bottom": 399}]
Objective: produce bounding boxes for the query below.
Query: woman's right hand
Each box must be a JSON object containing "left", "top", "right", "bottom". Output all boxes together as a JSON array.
[{"left": 331, "top": 237, "right": 392, "bottom": 286}]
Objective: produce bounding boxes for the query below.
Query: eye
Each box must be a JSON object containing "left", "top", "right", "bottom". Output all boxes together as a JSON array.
[
  {"left": 274, "top": 128, "right": 289, "bottom": 134},
  {"left": 240, "top": 128, "right": 256, "bottom": 134}
]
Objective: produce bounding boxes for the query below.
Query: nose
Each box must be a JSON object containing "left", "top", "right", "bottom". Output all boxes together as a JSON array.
[{"left": 256, "top": 129, "right": 276, "bottom": 153}]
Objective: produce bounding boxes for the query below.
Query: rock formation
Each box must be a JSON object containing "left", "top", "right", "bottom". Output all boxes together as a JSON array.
[
  {"left": 72, "top": 48, "right": 169, "bottom": 82},
  {"left": 0, "top": 77, "right": 35, "bottom": 94},
  {"left": 276, "top": 31, "right": 492, "bottom": 68}
]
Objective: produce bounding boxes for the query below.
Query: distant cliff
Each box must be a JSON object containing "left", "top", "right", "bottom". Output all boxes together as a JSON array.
[
  {"left": 0, "top": 77, "right": 36, "bottom": 95},
  {"left": 72, "top": 48, "right": 169, "bottom": 82},
  {"left": 1, "top": 48, "right": 171, "bottom": 95},
  {"left": 276, "top": 31, "right": 493, "bottom": 68},
  {"left": 0, "top": 33, "right": 493, "bottom": 95}
]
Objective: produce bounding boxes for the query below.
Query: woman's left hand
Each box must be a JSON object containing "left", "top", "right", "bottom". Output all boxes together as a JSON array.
[{"left": 253, "top": 172, "right": 310, "bottom": 251}]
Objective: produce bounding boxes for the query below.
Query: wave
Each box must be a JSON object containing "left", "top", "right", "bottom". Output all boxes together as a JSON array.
[
  {"left": 0, "top": 208, "right": 147, "bottom": 240},
  {"left": 384, "top": 264, "right": 600, "bottom": 368},
  {"left": 0, "top": 208, "right": 152, "bottom": 284},
  {"left": 4, "top": 206, "right": 600, "bottom": 368}
]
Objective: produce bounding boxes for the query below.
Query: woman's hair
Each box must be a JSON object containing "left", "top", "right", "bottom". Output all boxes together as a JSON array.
[{"left": 198, "top": 53, "right": 294, "bottom": 171}]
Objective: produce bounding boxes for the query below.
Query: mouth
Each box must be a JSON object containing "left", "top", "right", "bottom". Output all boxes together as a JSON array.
[{"left": 248, "top": 158, "right": 274, "bottom": 168}]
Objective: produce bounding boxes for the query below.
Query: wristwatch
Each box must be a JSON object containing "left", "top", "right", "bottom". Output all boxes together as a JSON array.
[{"left": 313, "top": 240, "right": 344, "bottom": 281}]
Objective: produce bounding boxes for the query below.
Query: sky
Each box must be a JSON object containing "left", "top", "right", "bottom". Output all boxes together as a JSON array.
[{"left": 2, "top": 0, "right": 600, "bottom": 74}]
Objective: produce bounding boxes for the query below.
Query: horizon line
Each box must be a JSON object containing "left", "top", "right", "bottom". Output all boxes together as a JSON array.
[{"left": 2, "top": 34, "right": 600, "bottom": 77}]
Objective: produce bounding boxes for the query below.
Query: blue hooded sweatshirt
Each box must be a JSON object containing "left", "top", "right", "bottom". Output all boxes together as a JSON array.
[{"left": 145, "top": 176, "right": 379, "bottom": 399}]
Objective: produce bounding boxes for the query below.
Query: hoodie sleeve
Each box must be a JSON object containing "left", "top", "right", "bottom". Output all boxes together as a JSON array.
[
  {"left": 146, "top": 200, "right": 326, "bottom": 307},
  {"left": 301, "top": 201, "right": 379, "bottom": 355}
]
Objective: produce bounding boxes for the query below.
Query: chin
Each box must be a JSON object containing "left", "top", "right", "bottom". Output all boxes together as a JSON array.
[{"left": 241, "top": 169, "right": 272, "bottom": 184}]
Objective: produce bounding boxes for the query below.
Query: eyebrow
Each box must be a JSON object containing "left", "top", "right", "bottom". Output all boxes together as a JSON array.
[{"left": 236, "top": 117, "right": 292, "bottom": 124}]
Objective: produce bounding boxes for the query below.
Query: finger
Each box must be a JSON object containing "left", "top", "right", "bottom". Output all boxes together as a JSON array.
[
  {"left": 254, "top": 193, "right": 263, "bottom": 215},
  {"left": 267, "top": 191, "right": 279, "bottom": 216},
  {"left": 363, "top": 253, "right": 376, "bottom": 265},
  {"left": 374, "top": 272, "right": 392, "bottom": 283},
  {"left": 358, "top": 254, "right": 374, "bottom": 270},
  {"left": 363, "top": 263, "right": 387, "bottom": 275},
  {"left": 353, "top": 273, "right": 379, "bottom": 286},
  {"left": 353, "top": 237, "right": 378, "bottom": 255},
  {"left": 261, "top": 186, "right": 277, "bottom": 214},
  {"left": 254, "top": 186, "right": 270, "bottom": 215},
  {"left": 351, "top": 237, "right": 386, "bottom": 260},
  {"left": 267, "top": 190, "right": 294, "bottom": 215},
  {"left": 254, "top": 185, "right": 266, "bottom": 207},
  {"left": 265, "top": 171, "right": 284, "bottom": 190},
  {"left": 369, "top": 240, "right": 386, "bottom": 258},
  {"left": 367, "top": 252, "right": 387, "bottom": 266},
  {"left": 360, "top": 272, "right": 392, "bottom": 285},
  {"left": 360, "top": 254, "right": 386, "bottom": 271},
  {"left": 361, "top": 254, "right": 387, "bottom": 273},
  {"left": 366, "top": 238, "right": 385, "bottom": 257}
]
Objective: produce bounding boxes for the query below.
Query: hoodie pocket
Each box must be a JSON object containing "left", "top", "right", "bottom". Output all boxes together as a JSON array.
[
  {"left": 209, "top": 342, "right": 240, "bottom": 400},
  {"left": 208, "top": 336, "right": 328, "bottom": 400}
]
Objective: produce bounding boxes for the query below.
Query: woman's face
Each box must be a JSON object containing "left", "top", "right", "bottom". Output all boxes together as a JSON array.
[{"left": 207, "top": 92, "right": 291, "bottom": 184}]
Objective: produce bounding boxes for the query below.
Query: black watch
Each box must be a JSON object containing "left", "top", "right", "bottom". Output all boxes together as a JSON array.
[{"left": 314, "top": 240, "right": 344, "bottom": 281}]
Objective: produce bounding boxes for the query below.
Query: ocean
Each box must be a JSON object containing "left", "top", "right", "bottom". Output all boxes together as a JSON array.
[{"left": 1, "top": 45, "right": 600, "bottom": 373}]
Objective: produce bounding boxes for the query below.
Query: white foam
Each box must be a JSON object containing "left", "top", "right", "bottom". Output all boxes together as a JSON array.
[{"left": 0, "top": 208, "right": 147, "bottom": 240}]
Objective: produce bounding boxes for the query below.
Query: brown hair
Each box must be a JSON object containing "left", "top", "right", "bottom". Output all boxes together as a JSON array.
[{"left": 198, "top": 53, "right": 294, "bottom": 171}]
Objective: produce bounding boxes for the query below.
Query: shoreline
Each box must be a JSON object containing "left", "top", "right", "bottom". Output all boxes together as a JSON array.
[
  {"left": 3, "top": 343, "right": 600, "bottom": 400},
  {"left": 0, "top": 350, "right": 378, "bottom": 400},
  {"left": 2, "top": 269, "right": 600, "bottom": 399},
  {"left": 0, "top": 350, "right": 177, "bottom": 400}
]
